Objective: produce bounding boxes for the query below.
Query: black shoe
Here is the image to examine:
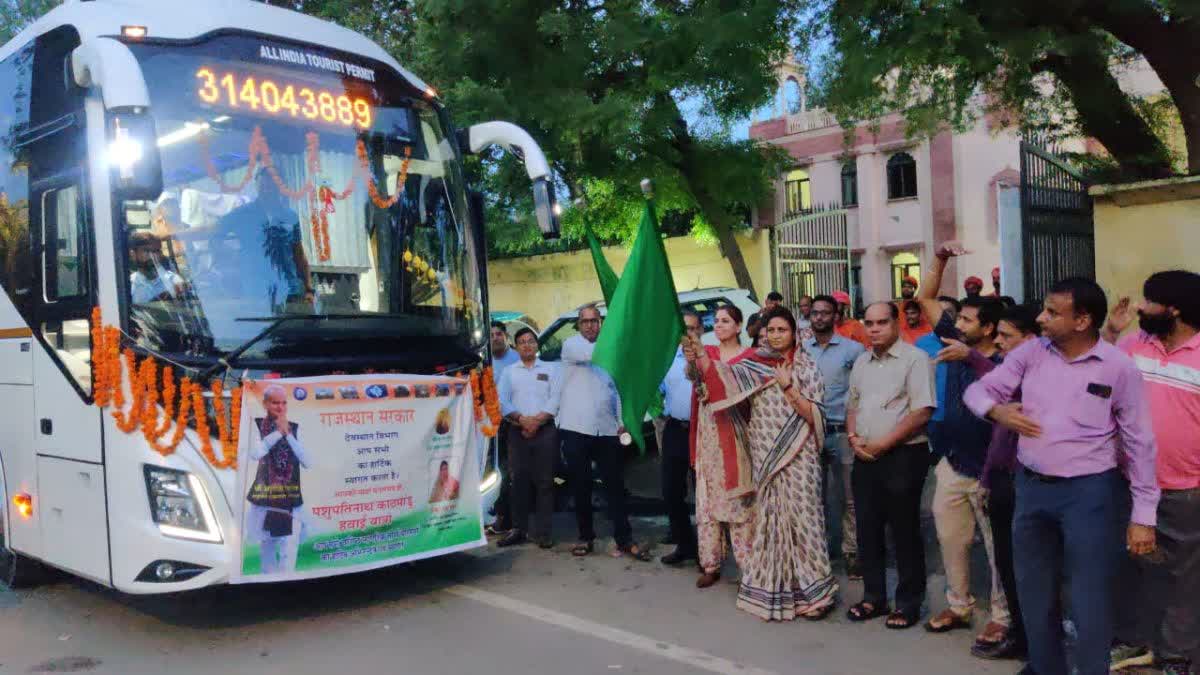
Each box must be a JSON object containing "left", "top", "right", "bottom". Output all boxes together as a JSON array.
[
  {"left": 971, "top": 636, "right": 1027, "bottom": 661},
  {"left": 536, "top": 537, "right": 555, "bottom": 550},
  {"left": 497, "top": 530, "right": 528, "bottom": 547},
  {"left": 660, "top": 548, "right": 697, "bottom": 566}
]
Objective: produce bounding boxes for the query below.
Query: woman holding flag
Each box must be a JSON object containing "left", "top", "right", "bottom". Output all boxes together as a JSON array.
[
  {"left": 688, "top": 305, "right": 755, "bottom": 589},
  {"left": 685, "top": 306, "right": 837, "bottom": 621}
]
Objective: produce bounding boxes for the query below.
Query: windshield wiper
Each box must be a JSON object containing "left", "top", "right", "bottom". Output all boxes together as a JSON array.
[{"left": 197, "top": 317, "right": 290, "bottom": 381}]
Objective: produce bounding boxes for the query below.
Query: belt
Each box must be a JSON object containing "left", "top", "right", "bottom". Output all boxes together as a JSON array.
[
  {"left": 1022, "top": 466, "right": 1068, "bottom": 483},
  {"left": 825, "top": 423, "right": 846, "bottom": 434}
]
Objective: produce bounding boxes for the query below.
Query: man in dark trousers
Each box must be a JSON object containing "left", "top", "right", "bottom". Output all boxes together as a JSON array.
[
  {"left": 496, "top": 327, "right": 559, "bottom": 548},
  {"left": 658, "top": 311, "right": 703, "bottom": 565},
  {"left": 844, "top": 301, "right": 936, "bottom": 630},
  {"left": 965, "top": 277, "right": 1158, "bottom": 675}
]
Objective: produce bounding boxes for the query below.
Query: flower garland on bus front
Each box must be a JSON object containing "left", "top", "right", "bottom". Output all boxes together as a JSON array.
[
  {"left": 469, "top": 367, "right": 502, "bottom": 437},
  {"left": 196, "top": 127, "right": 413, "bottom": 263},
  {"left": 91, "top": 308, "right": 242, "bottom": 469}
]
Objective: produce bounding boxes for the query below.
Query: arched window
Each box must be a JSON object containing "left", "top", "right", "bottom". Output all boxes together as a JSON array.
[
  {"left": 841, "top": 161, "right": 858, "bottom": 207},
  {"left": 784, "top": 168, "right": 811, "bottom": 215},
  {"left": 890, "top": 252, "right": 921, "bottom": 298},
  {"left": 887, "top": 152, "right": 918, "bottom": 200},
  {"left": 783, "top": 77, "right": 803, "bottom": 114}
]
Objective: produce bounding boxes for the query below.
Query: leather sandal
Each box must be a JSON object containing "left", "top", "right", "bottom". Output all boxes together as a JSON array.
[
  {"left": 696, "top": 571, "right": 721, "bottom": 588},
  {"left": 924, "top": 608, "right": 972, "bottom": 633}
]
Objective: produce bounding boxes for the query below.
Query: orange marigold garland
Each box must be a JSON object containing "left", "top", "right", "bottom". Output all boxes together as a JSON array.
[
  {"left": 196, "top": 126, "right": 419, "bottom": 264},
  {"left": 89, "top": 308, "right": 241, "bottom": 468},
  {"left": 469, "top": 367, "right": 501, "bottom": 437}
]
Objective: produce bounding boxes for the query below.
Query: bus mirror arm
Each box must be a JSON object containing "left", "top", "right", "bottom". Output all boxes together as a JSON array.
[
  {"left": 71, "top": 38, "right": 151, "bottom": 111},
  {"left": 464, "top": 121, "right": 560, "bottom": 240}
]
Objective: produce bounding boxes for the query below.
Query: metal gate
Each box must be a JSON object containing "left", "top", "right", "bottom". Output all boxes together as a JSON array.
[
  {"left": 773, "top": 206, "right": 852, "bottom": 309},
  {"left": 1019, "top": 141, "right": 1095, "bottom": 304}
]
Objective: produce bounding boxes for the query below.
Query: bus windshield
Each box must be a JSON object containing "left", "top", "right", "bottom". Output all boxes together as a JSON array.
[{"left": 119, "top": 34, "right": 484, "bottom": 370}]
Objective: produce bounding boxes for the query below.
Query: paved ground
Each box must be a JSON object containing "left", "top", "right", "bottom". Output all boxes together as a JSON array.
[
  {"left": 0, "top": 462, "right": 1156, "bottom": 675},
  {"left": 2, "top": 513, "right": 1024, "bottom": 675}
]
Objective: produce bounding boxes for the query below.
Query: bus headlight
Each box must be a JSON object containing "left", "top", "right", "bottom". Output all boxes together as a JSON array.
[{"left": 142, "top": 466, "right": 221, "bottom": 543}]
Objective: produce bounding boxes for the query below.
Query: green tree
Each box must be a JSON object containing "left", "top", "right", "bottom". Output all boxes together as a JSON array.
[
  {"left": 0, "top": 0, "right": 59, "bottom": 43},
  {"left": 804, "top": 0, "right": 1200, "bottom": 179},
  {"left": 407, "top": 0, "right": 796, "bottom": 295}
]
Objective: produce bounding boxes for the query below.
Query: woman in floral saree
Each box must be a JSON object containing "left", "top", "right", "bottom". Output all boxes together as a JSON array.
[{"left": 685, "top": 306, "right": 838, "bottom": 621}]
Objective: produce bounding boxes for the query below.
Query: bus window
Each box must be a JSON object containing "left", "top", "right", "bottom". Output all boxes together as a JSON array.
[{"left": 42, "top": 184, "right": 88, "bottom": 302}]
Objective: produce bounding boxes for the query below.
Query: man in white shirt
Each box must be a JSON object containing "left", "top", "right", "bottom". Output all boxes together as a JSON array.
[
  {"left": 128, "top": 231, "right": 187, "bottom": 305},
  {"left": 496, "top": 327, "right": 559, "bottom": 548},
  {"left": 546, "top": 305, "right": 648, "bottom": 560},
  {"left": 659, "top": 311, "right": 702, "bottom": 566}
]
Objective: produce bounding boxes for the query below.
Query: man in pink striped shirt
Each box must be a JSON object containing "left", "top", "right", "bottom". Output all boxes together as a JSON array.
[
  {"left": 964, "top": 277, "right": 1158, "bottom": 675},
  {"left": 1105, "top": 270, "right": 1200, "bottom": 675}
]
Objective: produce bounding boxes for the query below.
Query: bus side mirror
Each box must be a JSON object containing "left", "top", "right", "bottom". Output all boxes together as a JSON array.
[
  {"left": 73, "top": 39, "right": 163, "bottom": 200},
  {"left": 106, "top": 110, "right": 163, "bottom": 201},
  {"left": 531, "top": 177, "right": 560, "bottom": 240},
  {"left": 463, "top": 121, "right": 560, "bottom": 240}
]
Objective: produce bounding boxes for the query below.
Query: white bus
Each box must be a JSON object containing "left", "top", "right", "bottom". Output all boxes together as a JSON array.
[{"left": 0, "top": 0, "right": 559, "bottom": 592}]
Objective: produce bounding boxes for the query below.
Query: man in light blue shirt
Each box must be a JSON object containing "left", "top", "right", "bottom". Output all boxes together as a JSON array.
[
  {"left": 803, "top": 294, "right": 866, "bottom": 577},
  {"left": 545, "top": 304, "right": 646, "bottom": 559},
  {"left": 496, "top": 327, "right": 559, "bottom": 548},
  {"left": 486, "top": 320, "right": 523, "bottom": 535},
  {"left": 658, "top": 311, "right": 703, "bottom": 566},
  {"left": 491, "top": 321, "right": 522, "bottom": 380}
]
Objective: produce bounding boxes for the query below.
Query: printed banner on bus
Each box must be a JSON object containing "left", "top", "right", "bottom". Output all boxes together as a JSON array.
[{"left": 231, "top": 373, "right": 484, "bottom": 583}]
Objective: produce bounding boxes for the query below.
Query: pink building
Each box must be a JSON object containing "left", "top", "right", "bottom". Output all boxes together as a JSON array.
[{"left": 750, "top": 62, "right": 1022, "bottom": 309}]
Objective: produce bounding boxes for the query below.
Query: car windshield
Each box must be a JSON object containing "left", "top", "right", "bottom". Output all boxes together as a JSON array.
[{"left": 119, "top": 34, "right": 484, "bottom": 370}]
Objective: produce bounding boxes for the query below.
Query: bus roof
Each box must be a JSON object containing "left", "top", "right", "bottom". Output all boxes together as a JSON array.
[{"left": 0, "top": 0, "right": 428, "bottom": 91}]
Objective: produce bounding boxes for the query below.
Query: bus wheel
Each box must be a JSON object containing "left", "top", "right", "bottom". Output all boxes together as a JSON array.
[{"left": 0, "top": 517, "right": 49, "bottom": 589}]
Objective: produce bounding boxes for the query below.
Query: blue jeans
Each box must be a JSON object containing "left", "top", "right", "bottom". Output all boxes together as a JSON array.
[{"left": 1014, "top": 468, "right": 1124, "bottom": 675}]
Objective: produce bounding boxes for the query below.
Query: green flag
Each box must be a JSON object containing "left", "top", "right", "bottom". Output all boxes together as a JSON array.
[
  {"left": 593, "top": 199, "right": 682, "bottom": 449},
  {"left": 585, "top": 223, "right": 619, "bottom": 304}
]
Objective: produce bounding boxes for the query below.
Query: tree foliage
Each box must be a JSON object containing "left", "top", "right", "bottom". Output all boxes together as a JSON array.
[
  {"left": 406, "top": 0, "right": 797, "bottom": 293},
  {"left": 803, "top": 0, "right": 1200, "bottom": 179},
  {"left": 0, "top": 0, "right": 58, "bottom": 44}
]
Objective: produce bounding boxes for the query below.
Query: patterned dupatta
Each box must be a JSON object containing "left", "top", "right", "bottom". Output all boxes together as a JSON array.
[{"left": 701, "top": 345, "right": 825, "bottom": 494}]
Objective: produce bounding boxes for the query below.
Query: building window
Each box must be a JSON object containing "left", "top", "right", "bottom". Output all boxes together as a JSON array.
[
  {"left": 784, "top": 168, "right": 811, "bottom": 216},
  {"left": 887, "top": 152, "right": 918, "bottom": 200},
  {"left": 890, "top": 252, "right": 921, "bottom": 298},
  {"left": 841, "top": 162, "right": 858, "bottom": 207}
]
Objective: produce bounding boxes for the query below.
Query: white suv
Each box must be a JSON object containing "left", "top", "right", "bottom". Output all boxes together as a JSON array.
[{"left": 537, "top": 287, "right": 760, "bottom": 362}]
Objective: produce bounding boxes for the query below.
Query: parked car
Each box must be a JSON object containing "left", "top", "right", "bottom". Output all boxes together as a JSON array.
[{"left": 536, "top": 287, "right": 760, "bottom": 362}]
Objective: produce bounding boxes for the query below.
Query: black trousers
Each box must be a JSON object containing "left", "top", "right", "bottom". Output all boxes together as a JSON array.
[
  {"left": 507, "top": 424, "right": 559, "bottom": 540},
  {"left": 986, "top": 468, "right": 1025, "bottom": 647},
  {"left": 660, "top": 418, "right": 697, "bottom": 555},
  {"left": 852, "top": 442, "right": 929, "bottom": 613},
  {"left": 561, "top": 429, "right": 632, "bottom": 546}
]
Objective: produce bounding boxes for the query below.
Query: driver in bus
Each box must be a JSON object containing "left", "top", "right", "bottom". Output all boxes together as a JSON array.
[
  {"left": 128, "top": 231, "right": 187, "bottom": 304},
  {"left": 155, "top": 168, "right": 314, "bottom": 314}
]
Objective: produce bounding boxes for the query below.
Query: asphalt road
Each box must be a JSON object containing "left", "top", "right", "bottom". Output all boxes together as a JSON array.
[{"left": 1, "top": 507, "right": 1029, "bottom": 675}]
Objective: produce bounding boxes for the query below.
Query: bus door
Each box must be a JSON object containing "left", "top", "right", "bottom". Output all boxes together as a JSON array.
[{"left": 24, "top": 26, "right": 108, "bottom": 583}]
